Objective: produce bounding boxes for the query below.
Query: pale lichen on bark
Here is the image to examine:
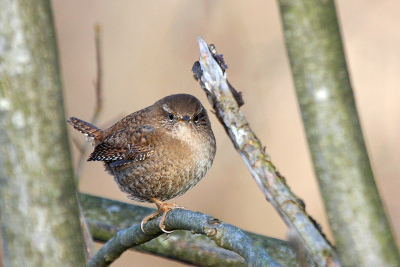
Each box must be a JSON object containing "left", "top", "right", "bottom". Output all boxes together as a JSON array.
[
  {"left": 0, "top": 1, "right": 86, "bottom": 266},
  {"left": 194, "top": 36, "right": 340, "bottom": 267},
  {"left": 83, "top": 194, "right": 286, "bottom": 267},
  {"left": 277, "top": 0, "right": 400, "bottom": 266}
]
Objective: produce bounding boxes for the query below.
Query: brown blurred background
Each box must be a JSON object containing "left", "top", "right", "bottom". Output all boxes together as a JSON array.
[{"left": 53, "top": 1, "right": 400, "bottom": 266}]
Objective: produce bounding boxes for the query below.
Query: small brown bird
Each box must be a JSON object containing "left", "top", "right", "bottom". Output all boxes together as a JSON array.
[{"left": 68, "top": 94, "right": 216, "bottom": 233}]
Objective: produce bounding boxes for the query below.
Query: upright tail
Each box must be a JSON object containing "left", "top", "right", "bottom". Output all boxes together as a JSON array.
[{"left": 67, "top": 117, "right": 103, "bottom": 140}]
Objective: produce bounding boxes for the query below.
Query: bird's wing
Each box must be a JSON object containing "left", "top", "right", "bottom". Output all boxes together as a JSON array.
[{"left": 88, "top": 124, "right": 155, "bottom": 167}]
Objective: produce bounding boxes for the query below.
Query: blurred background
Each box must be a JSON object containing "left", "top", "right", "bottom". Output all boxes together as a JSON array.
[{"left": 53, "top": 1, "right": 400, "bottom": 266}]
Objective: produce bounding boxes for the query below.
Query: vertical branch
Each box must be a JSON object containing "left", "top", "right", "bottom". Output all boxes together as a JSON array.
[
  {"left": 74, "top": 24, "right": 103, "bottom": 181},
  {"left": 73, "top": 24, "right": 104, "bottom": 261},
  {"left": 92, "top": 24, "right": 103, "bottom": 124},
  {"left": 0, "top": 1, "right": 86, "bottom": 266},
  {"left": 277, "top": 0, "right": 400, "bottom": 266}
]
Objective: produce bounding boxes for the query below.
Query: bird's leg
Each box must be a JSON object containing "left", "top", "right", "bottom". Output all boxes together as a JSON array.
[{"left": 141, "top": 197, "right": 185, "bottom": 233}]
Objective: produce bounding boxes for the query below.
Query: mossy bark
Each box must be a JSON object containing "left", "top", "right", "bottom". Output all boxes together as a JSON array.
[
  {"left": 0, "top": 0, "right": 86, "bottom": 266},
  {"left": 80, "top": 194, "right": 309, "bottom": 267},
  {"left": 277, "top": 0, "right": 400, "bottom": 266}
]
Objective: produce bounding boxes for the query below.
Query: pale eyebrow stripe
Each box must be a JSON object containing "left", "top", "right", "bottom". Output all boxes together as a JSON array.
[
  {"left": 162, "top": 104, "right": 173, "bottom": 113},
  {"left": 194, "top": 106, "right": 203, "bottom": 116}
]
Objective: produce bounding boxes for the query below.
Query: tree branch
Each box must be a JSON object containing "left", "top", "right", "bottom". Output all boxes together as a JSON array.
[
  {"left": 74, "top": 24, "right": 103, "bottom": 181},
  {"left": 84, "top": 199, "right": 282, "bottom": 267},
  {"left": 80, "top": 194, "right": 311, "bottom": 267},
  {"left": 192, "top": 37, "right": 340, "bottom": 267},
  {"left": 0, "top": 1, "right": 86, "bottom": 265},
  {"left": 72, "top": 24, "right": 104, "bottom": 261},
  {"left": 277, "top": 1, "right": 400, "bottom": 266}
]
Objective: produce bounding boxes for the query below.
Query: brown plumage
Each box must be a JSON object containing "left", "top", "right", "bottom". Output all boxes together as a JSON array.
[{"left": 68, "top": 94, "right": 216, "bottom": 232}]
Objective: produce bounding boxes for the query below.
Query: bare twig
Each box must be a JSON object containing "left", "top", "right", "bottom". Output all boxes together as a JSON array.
[
  {"left": 73, "top": 24, "right": 104, "bottom": 261},
  {"left": 72, "top": 137, "right": 84, "bottom": 154},
  {"left": 78, "top": 201, "right": 96, "bottom": 261},
  {"left": 193, "top": 36, "right": 341, "bottom": 267},
  {"left": 74, "top": 24, "right": 103, "bottom": 181},
  {"left": 80, "top": 193, "right": 314, "bottom": 267},
  {"left": 91, "top": 24, "right": 103, "bottom": 123},
  {"left": 86, "top": 199, "right": 282, "bottom": 267}
]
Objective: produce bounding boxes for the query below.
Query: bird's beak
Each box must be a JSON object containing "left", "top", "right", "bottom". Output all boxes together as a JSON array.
[{"left": 182, "top": 116, "right": 190, "bottom": 123}]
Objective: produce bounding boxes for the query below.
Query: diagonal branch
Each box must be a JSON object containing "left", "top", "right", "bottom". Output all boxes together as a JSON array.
[
  {"left": 84, "top": 194, "right": 283, "bottom": 267},
  {"left": 192, "top": 36, "right": 341, "bottom": 267}
]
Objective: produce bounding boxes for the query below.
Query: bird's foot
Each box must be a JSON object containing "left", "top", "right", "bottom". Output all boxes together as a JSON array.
[{"left": 141, "top": 198, "right": 186, "bottom": 233}]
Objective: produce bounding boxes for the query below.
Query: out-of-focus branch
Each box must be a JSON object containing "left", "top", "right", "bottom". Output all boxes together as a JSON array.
[
  {"left": 0, "top": 1, "right": 86, "bottom": 266},
  {"left": 74, "top": 24, "right": 103, "bottom": 181},
  {"left": 73, "top": 24, "right": 104, "bottom": 261},
  {"left": 192, "top": 36, "right": 340, "bottom": 267},
  {"left": 277, "top": 1, "right": 400, "bottom": 266},
  {"left": 78, "top": 201, "right": 96, "bottom": 261},
  {"left": 83, "top": 194, "right": 283, "bottom": 267},
  {"left": 92, "top": 24, "right": 103, "bottom": 121},
  {"left": 81, "top": 193, "right": 313, "bottom": 267}
]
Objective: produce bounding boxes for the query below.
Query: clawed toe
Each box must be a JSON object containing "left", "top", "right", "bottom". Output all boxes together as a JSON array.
[
  {"left": 140, "top": 197, "right": 185, "bottom": 233},
  {"left": 159, "top": 223, "right": 173, "bottom": 234}
]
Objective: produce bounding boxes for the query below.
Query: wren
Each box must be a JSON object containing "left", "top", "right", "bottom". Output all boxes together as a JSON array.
[{"left": 68, "top": 94, "right": 216, "bottom": 233}]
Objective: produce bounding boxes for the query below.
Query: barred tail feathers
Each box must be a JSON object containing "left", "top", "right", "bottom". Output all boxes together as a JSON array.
[{"left": 67, "top": 117, "right": 102, "bottom": 140}]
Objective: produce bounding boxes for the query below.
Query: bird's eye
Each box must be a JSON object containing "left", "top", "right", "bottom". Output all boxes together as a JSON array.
[
  {"left": 168, "top": 113, "right": 174, "bottom": 121},
  {"left": 193, "top": 114, "right": 199, "bottom": 123}
]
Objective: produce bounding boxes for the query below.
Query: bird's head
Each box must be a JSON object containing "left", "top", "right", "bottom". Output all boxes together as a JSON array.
[{"left": 153, "top": 94, "right": 212, "bottom": 136}]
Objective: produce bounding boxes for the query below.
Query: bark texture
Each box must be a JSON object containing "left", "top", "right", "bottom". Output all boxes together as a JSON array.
[
  {"left": 81, "top": 194, "right": 312, "bottom": 267},
  {"left": 0, "top": 1, "right": 86, "bottom": 266},
  {"left": 194, "top": 36, "right": 339, "bottom": 267},
  {"left": 277, "top": 1, "right": 400, "bottom": 266}
]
